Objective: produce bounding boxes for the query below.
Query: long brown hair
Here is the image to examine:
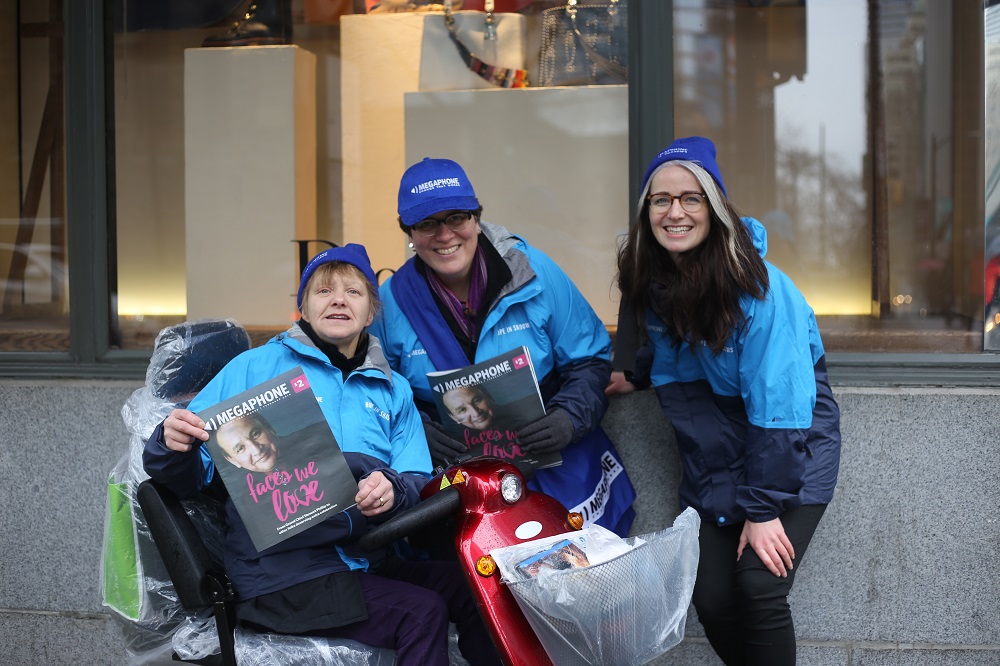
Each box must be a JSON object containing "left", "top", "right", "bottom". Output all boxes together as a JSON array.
[{"left": 615, "top": 161, "right": 768, "bottom": 354}]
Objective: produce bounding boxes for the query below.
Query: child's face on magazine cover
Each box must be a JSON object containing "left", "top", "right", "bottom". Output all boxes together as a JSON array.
[
  {"left": 217, "top": 417, "right": 280, "bottom": 473},
  {"left": 443, "top": 386, "right": 495, "bottom": 430}
]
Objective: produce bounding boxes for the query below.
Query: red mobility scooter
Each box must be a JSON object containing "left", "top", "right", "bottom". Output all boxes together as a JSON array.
[
  {"left": 360, "top": 456, "right": 581, "bottom": 666},
  {"left": 361, "top": 457, "right": 700, "bottom": 666}
]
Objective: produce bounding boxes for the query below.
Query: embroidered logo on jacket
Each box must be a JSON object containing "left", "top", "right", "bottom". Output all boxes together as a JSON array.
[
  {"left": 366, "top": 401, "right": 390, "bottom": 421},
  {"left": 497, "top": 322, "right": 531, "bottom": 335}
]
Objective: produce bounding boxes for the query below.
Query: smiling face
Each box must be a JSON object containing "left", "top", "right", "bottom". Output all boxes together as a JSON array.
[
  {"left": 647, "top": 165, "right": 711, "bottom": 258},
  {"left": 408, "top": 211, "right": 481, "bottom": 296},
  {"left": 299, "top": 264, "right": 375, "bottom": 357},
  {"left": 216, "top": 416, "right": 279, "bottom": 473},
  {"left": 443, "top": 386, "right": 495, "bottom": 431}
]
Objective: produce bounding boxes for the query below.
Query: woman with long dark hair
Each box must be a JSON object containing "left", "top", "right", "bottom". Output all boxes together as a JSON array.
[{"left": 608, "top": 136, "right": 841, "bottom": 665}]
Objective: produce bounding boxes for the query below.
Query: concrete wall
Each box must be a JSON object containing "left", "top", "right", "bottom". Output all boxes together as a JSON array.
[{"left": 1, "top": 380, "right": 997, "bottom": 665}]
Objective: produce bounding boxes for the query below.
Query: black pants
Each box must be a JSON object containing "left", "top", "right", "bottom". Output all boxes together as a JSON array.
[{"left": 692, "top": 504, "right": 827, "bottom": 666}]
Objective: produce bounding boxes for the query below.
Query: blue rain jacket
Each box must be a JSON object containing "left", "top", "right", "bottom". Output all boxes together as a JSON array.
[
  {"left": 372, "top": 222, "right": 636, "bottom": 535},
  {"left": 372, "top": 222, "right": 613, "bottom": 438},
  {"left": 645, "top": 217, "right": 841, "bottom": 525},
  {"left": 143, "top": 325, "right": 432, "bottom": 599}
]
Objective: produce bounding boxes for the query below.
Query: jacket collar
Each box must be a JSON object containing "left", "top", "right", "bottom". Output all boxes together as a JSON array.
[
  {"left": 278, "top": 322, "right": 395, "bottom": 386},
  {"left": 479, "top": 221, "right": 536, "bottom": 300}
]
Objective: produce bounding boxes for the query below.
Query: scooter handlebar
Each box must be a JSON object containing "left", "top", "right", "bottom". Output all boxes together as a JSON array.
[{"left": 359, "top": 485, "right": 462, "bottom": 552}]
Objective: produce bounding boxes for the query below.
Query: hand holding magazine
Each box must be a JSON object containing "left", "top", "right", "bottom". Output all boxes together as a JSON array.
[
  {"left": 197, "top": 367, "right": 358, "bottom": 552},
  {"left": 427, "top": 346, "right": 561, "bottom": 471}
]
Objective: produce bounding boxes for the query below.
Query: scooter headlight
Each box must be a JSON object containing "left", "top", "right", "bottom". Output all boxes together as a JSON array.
[{"left": 500, "top": 473, "right": 522, "bottom": 504}]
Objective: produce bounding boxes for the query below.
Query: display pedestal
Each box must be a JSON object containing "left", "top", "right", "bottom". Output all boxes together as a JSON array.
[
  {"left": 340, "top": 14, "right": 425, "bottom": 277},
  {"left": 184, "top": 45, "right": 316, "bottom": 326},
  {"left": 404, "top": 86, "right": 628, "bottom": 324}
]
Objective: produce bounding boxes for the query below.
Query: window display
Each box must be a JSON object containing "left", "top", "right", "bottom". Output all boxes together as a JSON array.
[
  {"left": 0, "top": 1, "right": 69, "bottom": 352},
  {"left": 537, "top": 0, "right": 627, "bottom": 87},
  {"left": 0, "top": 1, "right": 992, "bottom": 367}
]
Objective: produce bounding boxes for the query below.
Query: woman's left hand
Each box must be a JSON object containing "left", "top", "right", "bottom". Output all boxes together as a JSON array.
[
  {"left": 605, "top": 371, "right": 636, "bottom": 396},
  {"left": 356, "top": 471, "right": 394, "bottom": 516},
  {"left": 738, "top": 517, "right": 795, "bottom": 578}
]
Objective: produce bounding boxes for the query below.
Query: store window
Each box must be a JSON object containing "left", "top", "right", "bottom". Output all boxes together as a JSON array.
[
  {"left": 985, "top": 0, "right": 1000, "bottom": 349},
  {"left": 109, "top": 0, "right": 627, "bottom": 350},
  {"left": 0, "top": 1, "right": 69, "bottom": 352},
  {"left": 0, "top": 1, "right": 995, "bottom": 377}
]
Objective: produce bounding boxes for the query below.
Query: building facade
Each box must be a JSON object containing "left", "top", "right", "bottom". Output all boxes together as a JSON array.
[{"left": 0, "top": 1, "right": 997, "bottom": 664}]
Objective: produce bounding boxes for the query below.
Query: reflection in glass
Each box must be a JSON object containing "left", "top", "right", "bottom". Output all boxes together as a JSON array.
[
  {"left": 0, "top": 1, "right": 70, "bottom": 351},
  {"left": 673, "top": 0, "right": 984, "bottom": 352},
  {"left": 111, "top": 4, "right": 345, "bottom": 349},
  {"left": 984, "top": 2, "right": 1000, "bottom": 349}
]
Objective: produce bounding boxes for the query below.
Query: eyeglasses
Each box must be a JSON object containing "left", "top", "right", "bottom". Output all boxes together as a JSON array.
[
  {"left": 647, "top": 191, "right": 707, "bottom": 214},
  {"left": 412, "top": 212, "right": 474, "bottom": 237}
]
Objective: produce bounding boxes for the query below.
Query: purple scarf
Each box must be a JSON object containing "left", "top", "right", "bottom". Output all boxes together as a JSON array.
[{"left": 425, "top": 244, "right": 488, "bottom": 342}]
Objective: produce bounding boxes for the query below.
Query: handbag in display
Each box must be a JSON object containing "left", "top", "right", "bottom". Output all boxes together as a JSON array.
[
  {"left": 537, "top": 0, "right": 627, "bottom": 87},
  {"left": 419, "top": 0, "right": 529, "bottom": 90}
]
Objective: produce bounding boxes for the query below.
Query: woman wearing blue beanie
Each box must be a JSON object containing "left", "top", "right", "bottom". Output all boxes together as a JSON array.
[
  {"left": 143, "top": 244, "right": 500, "bottom": 665},
  {"left": 608, "top": 136, "right": 841, "bottom": 665}
]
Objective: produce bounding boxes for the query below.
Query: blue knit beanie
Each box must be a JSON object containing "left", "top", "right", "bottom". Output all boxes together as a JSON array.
[
  {"left": 397, "top": 158, "right": 480, "bottom": 227},
  {"left": 641, "top": 136, "right": 727, "bottom": 197},
  {"left": 296, "top": 244, "right": 377, "bottom": 309}
]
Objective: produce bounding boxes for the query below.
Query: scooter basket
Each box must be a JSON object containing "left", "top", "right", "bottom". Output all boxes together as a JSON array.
[{"left": 503, "top": 508, "right": 700, "bottom": 666}]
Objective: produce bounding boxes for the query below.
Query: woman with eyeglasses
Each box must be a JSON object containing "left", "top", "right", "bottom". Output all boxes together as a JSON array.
[
  {"left": 371, "top": 157, "right": 636, "bottom": 537},
  {"left": 607, "top": 136, "right": 841, "bottom": 665}
]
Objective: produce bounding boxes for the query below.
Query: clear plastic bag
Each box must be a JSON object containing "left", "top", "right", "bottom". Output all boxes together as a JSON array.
[
  {"left": 233, "top": 627, "right": 397, "bottom": 666},
  {"left": 100, "top": 319, "right": 249, "bottom": 664},
  {"left": 497, "top": 508, "right": 701, "bottom": 666}
]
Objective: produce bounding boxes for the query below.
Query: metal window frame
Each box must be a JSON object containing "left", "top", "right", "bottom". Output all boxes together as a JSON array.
[
  {"left": 0, "top": 0, "right": 148, "bottom": 378},
  {"left": 0, "top": 0, "right": 997, "bottom": 385}
]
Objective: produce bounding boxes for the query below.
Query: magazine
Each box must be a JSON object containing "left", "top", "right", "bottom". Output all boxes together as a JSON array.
[
  {"left": 427, "top": 346, "right": 560, "bottom": 471},
  {"left": 197, "top": 367, "right": 358, "bottom": 552},
  {"left": 515, "top": 538, "right": 591, "bottom": 578},
  {"left": 490, "top": 530, "right": 591, "bottom": 582},
  {"left": 490, "top": 524, "right": 637, "bottom": 583}
]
